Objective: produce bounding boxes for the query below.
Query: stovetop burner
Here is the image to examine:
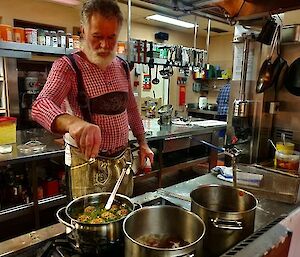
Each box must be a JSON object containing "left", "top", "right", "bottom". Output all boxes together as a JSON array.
[{"left": 36, "top": 235, "right": 124, "bottom": 257}]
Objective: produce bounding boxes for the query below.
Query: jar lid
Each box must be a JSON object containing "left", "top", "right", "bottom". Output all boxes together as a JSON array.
[
  {"left": 17, "top": 140, "right": 46, "bottom": 153},
  {"left": 0, "top": 117, "right": 17, "bottom": 122}
]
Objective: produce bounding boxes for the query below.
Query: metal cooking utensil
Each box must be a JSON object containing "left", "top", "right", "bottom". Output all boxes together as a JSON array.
[
  {"left": 105, "top": 162, "right": 132, "bottom": 210},
  {"left": 268, "top": 139, "right": 278, "bottom": 151}
]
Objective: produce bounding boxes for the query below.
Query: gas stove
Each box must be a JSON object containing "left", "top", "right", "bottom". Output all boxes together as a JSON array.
[{"left": 3, "top": 197, "right": 177, "bottom": 257}]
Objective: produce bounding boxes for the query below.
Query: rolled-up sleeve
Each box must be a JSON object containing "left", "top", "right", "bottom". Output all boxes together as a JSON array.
[{"left": 31, "top": 57, "right": 75, "bottom": 132}]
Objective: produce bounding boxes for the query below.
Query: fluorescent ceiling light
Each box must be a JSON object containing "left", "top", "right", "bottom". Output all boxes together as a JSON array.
[{"left": 146, "top": 14, "right": 196, "bottom": 29}]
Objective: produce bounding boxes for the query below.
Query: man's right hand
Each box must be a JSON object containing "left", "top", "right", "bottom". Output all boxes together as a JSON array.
[{"left": 53, "top": 114, "right": 101, "bottom": 159}]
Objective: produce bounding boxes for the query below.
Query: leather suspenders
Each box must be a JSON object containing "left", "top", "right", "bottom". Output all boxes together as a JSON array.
[{"left": 66, "top": 53, "right": 130, "bottom": 123}]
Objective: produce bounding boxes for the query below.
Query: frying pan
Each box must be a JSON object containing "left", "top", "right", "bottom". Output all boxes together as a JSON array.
[
  {"left": 256, "top": 27, "right": 278, "bottom": 93},
  {"left": 269, "top": 28, "right": 288, "bottom": 90},
  {"left": 285, "top": 57, "right": 300, "bottom": 96}
]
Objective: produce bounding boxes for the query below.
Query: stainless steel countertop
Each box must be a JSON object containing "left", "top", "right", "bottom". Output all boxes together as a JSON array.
[
  {"left": 0, "top": 120, "right": 225, "bottom": 165},
  {"left": 130, "top": 118, "right": 225, "bottom": 142},
  {"left": 0, "top": 129, "right": 64, "bottom": 165},
  {"left": 0, "top": 172, "right": 299, "bottom": 256}
]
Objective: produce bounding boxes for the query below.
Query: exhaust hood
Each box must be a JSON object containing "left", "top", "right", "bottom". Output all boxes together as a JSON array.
[{"left": 128, "top": 0, "right": 300, "bottom": 24}]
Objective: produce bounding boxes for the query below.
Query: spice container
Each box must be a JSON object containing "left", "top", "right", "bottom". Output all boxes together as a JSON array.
[
  {"left": 57, "top": 30, "right": 66, "bottom": 47},
  {"left": 72, "top": 35, "right": 80, "bottom": 49},
  {"left": 50, "top": 31, "right": 58, "bottom": 47},
  {"left": 38, "top": 29, "right": 46, "bottom": 45},
  {"left": 0, "top": 117, "right": 17, "bottom": 145},
  {"left": 0, "top": 24, "right": 13, "bottom": 41},
  {"left": 25, "top": 28, "right": 37, "bottom": 44},
  {"left": 45, "top": 30, "right": 51, "bottom": 46},
  {"left": 66, "top": 33, "right": 73, "bottom": 48},
  {"left": 13, "top": 27, "right": 25, "bottom": 43}
]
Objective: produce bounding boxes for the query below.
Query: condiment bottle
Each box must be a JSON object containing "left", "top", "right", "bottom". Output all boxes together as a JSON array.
[
  {"left": 50, "top": 31, "right": 58, "bottom": 47},
  {"left": 45, "top": 30, "right": 51, "bottom": 46},
  {"left": 144, "top": 157, "right": 152, "bottom": 174},
  {"left": 57, "top": 30, "right": 66, "bottom": 48},
  {"left": 66, "top": 33, "right": 73, "bottom": 49}
]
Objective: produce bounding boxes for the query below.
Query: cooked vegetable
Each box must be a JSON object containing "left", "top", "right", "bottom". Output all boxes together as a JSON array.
[{"left": 76, "top": 201, "right": 131, "bottom": 224}]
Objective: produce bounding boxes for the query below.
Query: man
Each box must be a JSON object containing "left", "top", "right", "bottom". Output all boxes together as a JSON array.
[{"left": 32, "top": 0, "right": 153, "bottom": 198}]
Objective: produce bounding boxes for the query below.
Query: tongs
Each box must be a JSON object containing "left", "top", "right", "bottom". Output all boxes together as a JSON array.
[{"left": 105, "top": 161, "right": 132, "bottom": 210}]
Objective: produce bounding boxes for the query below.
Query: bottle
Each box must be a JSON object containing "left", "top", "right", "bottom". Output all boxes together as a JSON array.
[
  {"left": 38, "top": 29, "right": 46, "bottom": 45},
  {"left": 45, "top": 30, "right": 51, "bottom": 46},
  {"left": 50, "top": 31, "right": 58, "bottom": 47},
  {"left": 66, "top": 33, "right": 73, "bottom": 49},
  {"left": 57, "top": 30, "right": 66, "bottom": 48},
  {"left": 144, "top": 157, "right": 152, "bottom": 174}
]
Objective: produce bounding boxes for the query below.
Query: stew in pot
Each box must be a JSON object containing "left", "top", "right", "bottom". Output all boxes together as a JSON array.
[
  {"left": 77, "top": 201, "right": 131, "bottom": 224},
  {"left": 136, "top": 234, "right": 189, "bottom": 249}
]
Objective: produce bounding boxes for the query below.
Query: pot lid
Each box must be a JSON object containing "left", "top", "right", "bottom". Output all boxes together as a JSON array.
[{"left": 158, "top": 104, "right": 173, "bottom": 114}]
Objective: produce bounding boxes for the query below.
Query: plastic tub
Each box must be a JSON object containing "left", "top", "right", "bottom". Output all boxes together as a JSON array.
[
  {"left": 0, "top": 117, "right": 17, "bottom": 145},
  {"left": 276, "top": 142, "right": 295, "bottom": 154},
  {"left": 0, "top": 24, "right": 13, "bottom": 41},
  {"left": 275, "top": 150, "right": 300, "bottom": 175}
]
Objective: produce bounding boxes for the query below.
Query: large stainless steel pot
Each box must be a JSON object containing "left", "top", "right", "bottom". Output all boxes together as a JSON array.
[
  {"left": 190, "top": 184, "right": 257, "bottom": 257},
  {"left": 123, "top": 206, "right": 206, "bottom": 257},
  {"left": 56, "top": 192, "right": 136, "bottom": 246}
]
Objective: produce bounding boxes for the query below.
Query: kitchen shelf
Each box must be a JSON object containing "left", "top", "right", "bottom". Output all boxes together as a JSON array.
[{"left": 38, "top": 194, "right": 67, "bottom": 211}]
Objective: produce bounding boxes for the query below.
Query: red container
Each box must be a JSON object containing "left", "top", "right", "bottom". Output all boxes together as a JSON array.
[{"left": 43, "top": 180, "right": 59, "bottom": 197}]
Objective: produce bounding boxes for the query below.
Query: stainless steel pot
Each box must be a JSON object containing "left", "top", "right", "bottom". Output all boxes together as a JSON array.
[
  {"left": 190, "top": 184, "right": 257, "bottom": 257},
  {"left": 158, "top": 105, "right": 173, "bottom": 125},
  {"left": 123, "top": 205, "right": 205, "bottom": 257},
  {"left": 56, "top": 192, "right": 136, "bottom": 246}
]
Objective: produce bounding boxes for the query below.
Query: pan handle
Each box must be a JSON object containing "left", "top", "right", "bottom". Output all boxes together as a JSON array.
[
  {"left": 211, "top": 218, "right": 243, "bottom": 230},
  {"left": 56, "top": 207, "right": 75, "bottom": 229}
]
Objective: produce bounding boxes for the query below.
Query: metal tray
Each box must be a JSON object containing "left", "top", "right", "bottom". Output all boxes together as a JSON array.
[{"left": 238, "top": 164, "right": 300, "bottom": 204}]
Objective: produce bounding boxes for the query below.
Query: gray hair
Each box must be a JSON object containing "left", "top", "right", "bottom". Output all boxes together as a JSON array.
[{"left": 81, "top": 0, "right": 123, "bottom": 27}]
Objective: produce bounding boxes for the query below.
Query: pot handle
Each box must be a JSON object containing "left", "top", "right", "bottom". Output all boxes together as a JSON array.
[
  {"left": 211, "top": 218, "right": 243, "bottom": 230},
  {"left": 133, "top": 202, "right": 142, "bottom": 210},
  {"left": 175, "top": 252, "right": 195, "bottom": 257},
  {"left": 56, "top": 207, "right": 75, "bottom": 229}
]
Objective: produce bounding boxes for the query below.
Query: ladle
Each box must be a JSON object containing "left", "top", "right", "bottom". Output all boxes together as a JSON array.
[
  {"left": 105, "top": 162, "right": 132, "bottom": 210},
  {"left": 152, "top": 64, "right": 160, "bottom": 85}
]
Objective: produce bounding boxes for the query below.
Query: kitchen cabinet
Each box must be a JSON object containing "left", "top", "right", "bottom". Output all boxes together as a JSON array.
[{"left": 0, "top": 129, "right": 65, "bottom": 241}]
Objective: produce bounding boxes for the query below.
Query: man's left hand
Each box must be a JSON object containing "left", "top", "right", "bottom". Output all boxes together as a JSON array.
[{"left": 139, "top": 143, "right": 154, "bottom": 168}]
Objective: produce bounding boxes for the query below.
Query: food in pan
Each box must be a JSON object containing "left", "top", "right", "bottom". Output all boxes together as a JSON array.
[
  {"left": 77, "top": 201, "right": 131, "bottom": 224},
  {"left": 136, "top": 234, "right": 189, "bottom": 249}
]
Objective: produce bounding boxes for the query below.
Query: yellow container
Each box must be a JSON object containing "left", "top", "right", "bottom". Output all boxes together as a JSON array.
[
  {"left": 0, "top": 117, "right": 17, "bottom": 145},
  {"left": 276, "top": 142, "right": 295, "bottom": 154}
]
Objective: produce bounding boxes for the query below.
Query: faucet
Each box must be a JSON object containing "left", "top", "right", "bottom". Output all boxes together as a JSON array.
[{"left": 199, "top": 140, "right": 242, "bottom": 187}]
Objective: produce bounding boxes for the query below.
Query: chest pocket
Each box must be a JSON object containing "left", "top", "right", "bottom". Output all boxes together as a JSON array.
[{"left": 90, "top": 91, "right": 128, "bottom": 115}]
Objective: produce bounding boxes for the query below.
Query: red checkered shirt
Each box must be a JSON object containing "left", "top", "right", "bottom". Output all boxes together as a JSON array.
[{"left": 32, "top": 53, "right": 145, "bottom": 153}]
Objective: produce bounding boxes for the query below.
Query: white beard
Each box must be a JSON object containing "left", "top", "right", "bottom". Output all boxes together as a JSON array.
[{"left": 81, "top": 40, "right": 116, "bottom": 70}]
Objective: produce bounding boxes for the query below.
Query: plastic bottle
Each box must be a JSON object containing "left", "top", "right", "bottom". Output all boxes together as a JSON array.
[{"left": 144, "top": 157, "right": 152, "bottom": 174}]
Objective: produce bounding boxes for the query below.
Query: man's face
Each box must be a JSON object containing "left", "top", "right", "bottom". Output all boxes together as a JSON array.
[{"left": 81, "top": 13, "right": 121, "bottom": 68}]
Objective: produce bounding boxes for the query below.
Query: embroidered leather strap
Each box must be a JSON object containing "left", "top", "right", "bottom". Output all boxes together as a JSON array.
[{"left": 66, "top": 54, "right": 92, "bottom": 123}]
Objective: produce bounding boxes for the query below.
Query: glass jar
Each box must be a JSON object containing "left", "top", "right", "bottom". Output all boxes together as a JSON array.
[
  {"left": 38, "top": 29, "right": 46, "bottom": 45},
  {"left": 57, "top": 30, "right": 66, "bottom": 48},
  {"left": 72, "top": 35, "right": 80, "bottom": 49},
  {"left": 66, "top": 33, "right": 73, "bottom": 49},
  {"left": 50, "top": 31, "right": 58, "bottom": 47},
  {"left": 44, "top": 30, "right": 51, "bottom": 46}
]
